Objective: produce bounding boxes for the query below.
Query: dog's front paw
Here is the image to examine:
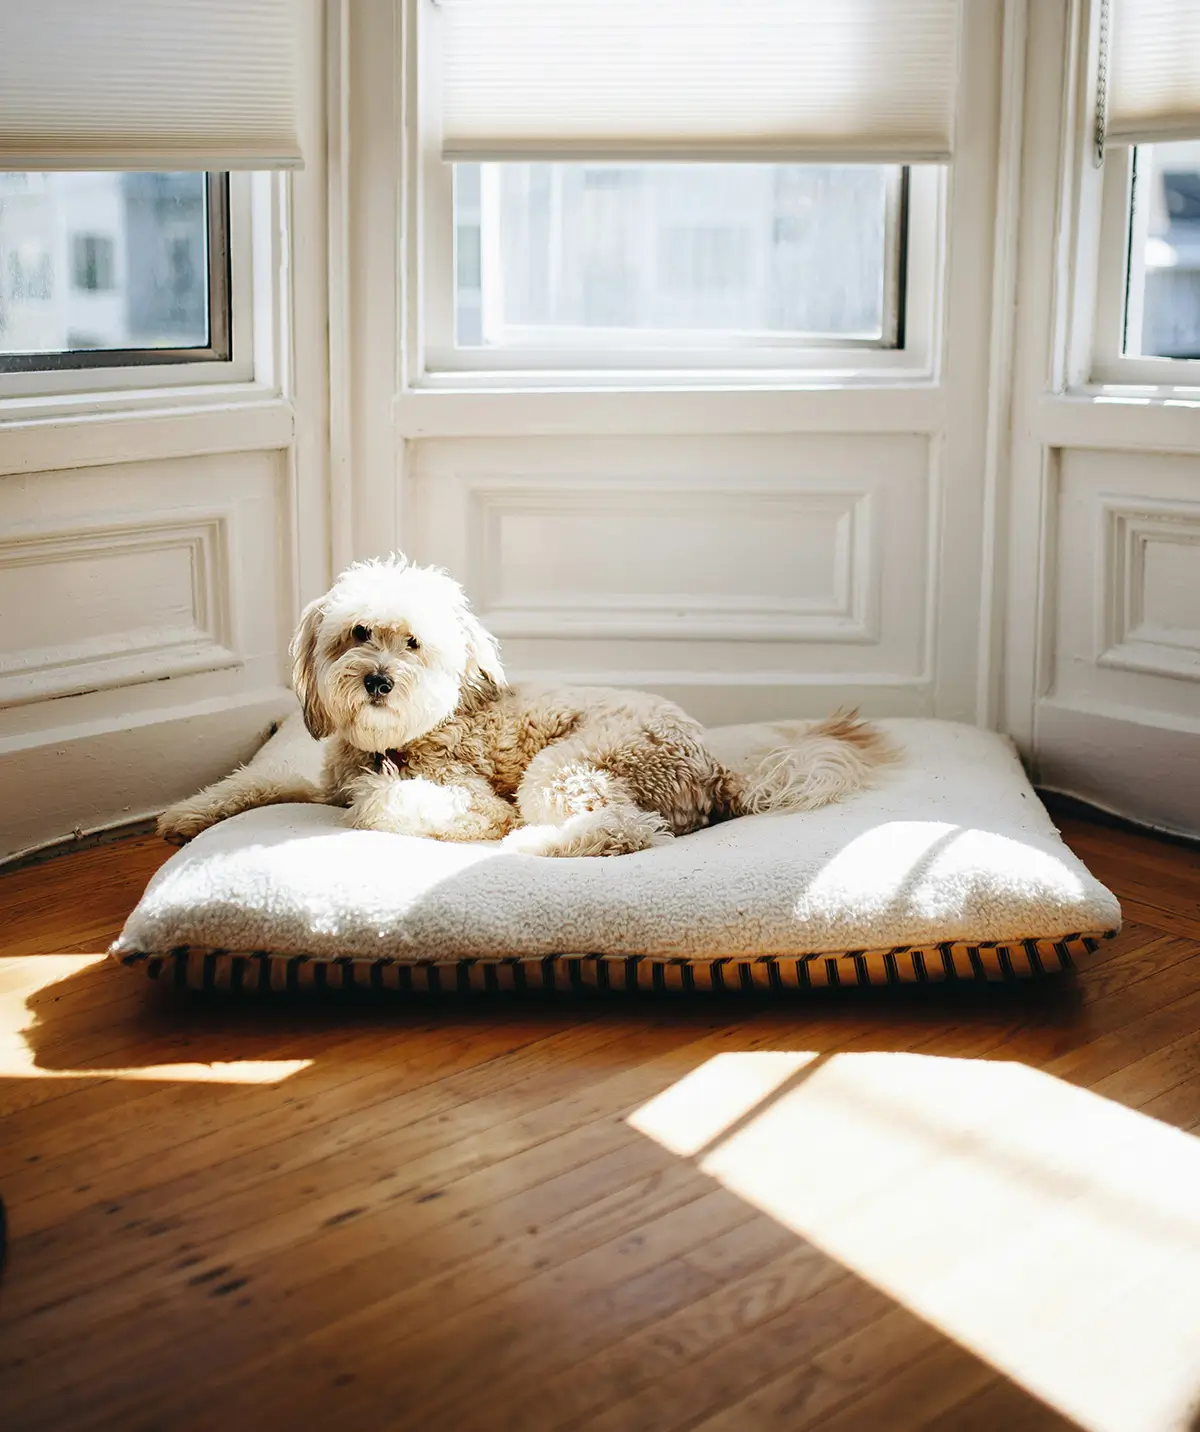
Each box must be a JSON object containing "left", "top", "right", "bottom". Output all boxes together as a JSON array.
[
  {"left": 500, "top": 809, "right": 672, "bottom": 857},
  {"left": 500, "top": 823, "right": 563, "bottom": 856},
  {"left": 346, "top": 771, "right": 462, "bottom": 838},
  {"left": 157, "top": 798, "right": 216, "bottom": 846},
  {"left": 348, "top": 771, "right": 515, "bottom": 841}
]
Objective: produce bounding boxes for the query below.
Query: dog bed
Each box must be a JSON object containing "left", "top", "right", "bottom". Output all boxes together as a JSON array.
[{"left": 109, "top": 716, "right": 1121, "bottom": 992}]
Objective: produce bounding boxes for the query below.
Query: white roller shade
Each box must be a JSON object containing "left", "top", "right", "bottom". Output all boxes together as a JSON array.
[
  {"left": 0, "top": 1, "right": 304, "bottom": 171},
  {"left": 1108, "top": 0, "right": 1200, "bottom": 145},
  {"left": 437, "top": 0, "right": 961, "bottom": 164}
]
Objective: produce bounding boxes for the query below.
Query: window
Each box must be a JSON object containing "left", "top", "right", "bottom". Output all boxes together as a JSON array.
[
  {"left": 416, "top": 0, "right": 955, "bottom": 381},
  {"left": 451, "top": 162, "right": 906, "bottom": 353},
  {"left": 0, "top": 172, "right": 229, "bottom": 374},
  {"left": 430, "top": 158, "right": 937, "bottom": 374},
  {"left": 1088, "top": 0, "right": 1200, "bottom": 383},
  {"left": 1093, "top": 143, "right": 1200, "bottom": 381},
  {"left": 1125, "top": 143, "right": 1200, "bottom": 360}
]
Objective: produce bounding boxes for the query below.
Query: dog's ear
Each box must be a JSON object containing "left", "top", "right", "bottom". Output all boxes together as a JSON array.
[
  {"left": 458, "top": 604, "right": 505, "bottom": 697},
  {"left": 289, "top": 597, "right": 333, "bottom": 739}
]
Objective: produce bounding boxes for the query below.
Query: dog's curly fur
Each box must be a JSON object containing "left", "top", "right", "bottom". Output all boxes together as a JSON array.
[{"left": 159, "top": 555, "right": 896, "bottom": 857}]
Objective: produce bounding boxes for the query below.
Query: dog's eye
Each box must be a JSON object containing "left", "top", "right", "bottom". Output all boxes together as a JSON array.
[
  {"left": 406, "top": 635, "right": 421, "bottom": 651},
  {"left": 352, "top": 624, "right": 371, "bottom": 643}
]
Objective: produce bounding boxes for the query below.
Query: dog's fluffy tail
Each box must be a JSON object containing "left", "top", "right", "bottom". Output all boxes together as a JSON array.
[{"left": 721, "top": 709, "right": 897, "bottom": 817}]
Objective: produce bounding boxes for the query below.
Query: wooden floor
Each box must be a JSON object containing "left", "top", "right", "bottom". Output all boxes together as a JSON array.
[{"left": 0, "top": 814, "right": 1198, "bottom": 1432}]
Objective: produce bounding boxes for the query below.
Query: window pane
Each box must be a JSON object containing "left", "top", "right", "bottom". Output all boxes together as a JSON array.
[
  {"left": 0, "top": 172, "right": 211, "bottom": 361},
  {"left": 454, "top": 163, "right": 899, "bottom": 349},
  {"left": 1127, "top": 142, "right": 1200, "bottom": 359}
]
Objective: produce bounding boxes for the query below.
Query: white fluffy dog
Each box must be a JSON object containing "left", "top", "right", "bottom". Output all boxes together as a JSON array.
[{"left": 158, "top": 555, "right": 894, "bottom": 857}]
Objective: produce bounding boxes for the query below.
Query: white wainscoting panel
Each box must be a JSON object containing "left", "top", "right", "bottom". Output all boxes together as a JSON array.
[
  {"left": 407, "top": 434, "right": 931, "bottom": 722},
  {"left": 1050, "top": 449, "right": 1200, "bottom": 724},
  {"left": 1036, "top": 447, "right": 1200, "bottom": 838},
  {"left": 470, "top": 486, "right": 876, "bottom": 643},
  {"left": 0, "top": 513, "right": 238, "bottom": 707},
  {"left": 1097, "top": 497, "right": 1200, "bottom": 682},
  {"left": 0, "top": 449, "right": 297, "bottom": 860}
]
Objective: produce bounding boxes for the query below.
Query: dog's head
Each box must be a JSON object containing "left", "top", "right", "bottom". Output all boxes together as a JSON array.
[{"left": 289, "top": 554, "right": 504, "bottom": 749}]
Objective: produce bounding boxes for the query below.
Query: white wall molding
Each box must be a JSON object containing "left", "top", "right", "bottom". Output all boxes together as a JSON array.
[
  {"left": 1001, "top": 0, "right": 1076, "bottom": 749},
  {"left": 405, "top": 433, "right": 930, "bottom": 719},
  {"left": 925, "top": 0, "right": 1005, "bottom": 724},
  {"left": 284, "top": 0, "right": 335, "bottom": 610},
  {"left": 974, "top": 0, "right": 1029, "bottom": 727},
  {"left": 0, "top": 512, "right": 240, "bottom": 708},
  {"left": 1097, "top": 497, "right": 1200, "bottom": 681},
  {"left": 325, "top": 0, "right": 404, "bottom": 567},
  {"left": 466, "top": 483, "right": 877, "bottom": 645}
]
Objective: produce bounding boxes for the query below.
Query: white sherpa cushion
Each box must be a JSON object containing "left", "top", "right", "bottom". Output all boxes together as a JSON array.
[{"left": 109, "top": 717, "right": 1121, "bottom": 991}]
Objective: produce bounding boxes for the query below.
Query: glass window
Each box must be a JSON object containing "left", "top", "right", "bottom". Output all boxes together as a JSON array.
[
  {"left": 1124, "top": 141, "right": 1200, "bottom": 360},
  {"left": 0, "top": 171, "right": 229, "bottom": 371},
  {"left": 453, "top": 162, "right": 905, "bottom": 350}
]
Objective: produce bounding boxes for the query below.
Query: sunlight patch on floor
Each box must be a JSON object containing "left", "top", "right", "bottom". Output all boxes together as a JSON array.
[
  {"left": 627, "top": 1050, "right": 821, "bottom": 1156},
  {"left": 0, "top": 1048, "right": 314, "bottom": 1084},
  {"left": 629, "top": 1050, "right": 1200, "bottom": 1432},
  {"left": 0, "top": 955, "right": 312, "bottom": 1085}
]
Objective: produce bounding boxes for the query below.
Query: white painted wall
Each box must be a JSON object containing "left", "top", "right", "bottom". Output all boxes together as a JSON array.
[{"left": 1, "top": 0, "right": 1196, "bottom": 862}]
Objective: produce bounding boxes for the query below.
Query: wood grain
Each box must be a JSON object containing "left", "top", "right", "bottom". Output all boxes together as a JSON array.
[{"left": 0, "top": 820, "right": 1197, "bottom": 1431}]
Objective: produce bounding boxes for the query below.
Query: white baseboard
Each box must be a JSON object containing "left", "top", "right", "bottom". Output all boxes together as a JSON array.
[
  {"left": 1036, "top": 701, "right": 1200, "bottom": 841},
  {"left": 0, "top": 688, "right": 296, "bottom": 863}
]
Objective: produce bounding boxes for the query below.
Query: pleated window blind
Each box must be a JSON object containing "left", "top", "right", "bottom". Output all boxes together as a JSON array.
[
  {"left": 0, "top": 0, "right": 303, "bottom": 171},
  {"left": 1107, "top": 0, "right": 1200, "bottom": 145},
  {"left": 437, "top": 0, "right": 961, "bottom": 165}
]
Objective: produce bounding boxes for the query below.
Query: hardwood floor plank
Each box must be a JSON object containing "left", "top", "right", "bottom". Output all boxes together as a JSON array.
[
  {"left": 582, "top": 1274, "right": 899, "bottom": 1432},
  {"left": 464, "top": 1233, "right": 850, "bottom": 1432},
  {"left": 922, "top": 1377, "right": 1081, "bottom": 1432},
  {"left": 1090, "top": 1026, "right": 1200, "bottom": 1109}
]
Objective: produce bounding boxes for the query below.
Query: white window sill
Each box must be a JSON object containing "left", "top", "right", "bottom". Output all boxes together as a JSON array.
[
  {"left": 1039, "top": 389, "right": 1200, "bottom": 452},
  {"left": 393, "top": 379, "right": 945, "bottom": 438},
  {"left": 412, "top": 363, "right": 937, "bottom": 392},
  {"left": 1072, "top": 383, "right": 1200, "bottom": 406},
  {"left": 0, "top": 388, "right": 294, "bottom": 477},
  {"left": 0, "top": 378, "right": 284, "bottom": 426}
]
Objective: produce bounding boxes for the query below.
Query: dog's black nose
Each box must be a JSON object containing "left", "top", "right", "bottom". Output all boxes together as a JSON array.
[{"left": 363, "top": 671, "right": 393, "bottom": 697}]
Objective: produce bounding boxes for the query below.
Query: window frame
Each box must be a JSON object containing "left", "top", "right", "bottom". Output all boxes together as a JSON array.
[
  {"left": 0, "top": 171, "right": 255, "bottom": 400},
  {"left": 1091, "top": 143, "right": 1200, "bottom": 388},
  {"left": 406, "top": 0, "right": 944, "bottom": 388}
]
